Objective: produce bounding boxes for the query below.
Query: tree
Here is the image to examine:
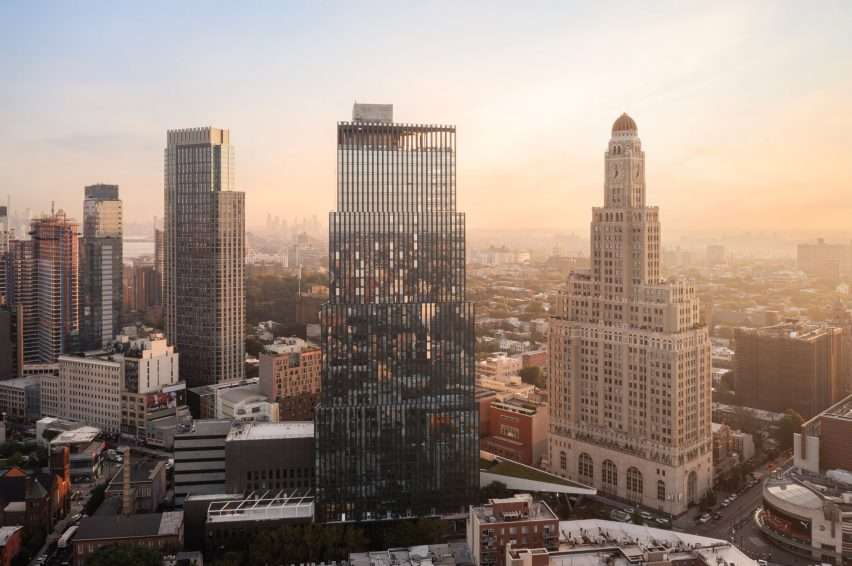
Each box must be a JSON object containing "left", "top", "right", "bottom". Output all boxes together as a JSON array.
[
  {"left": 773, "top": 409, "right": 804, "bottom": 450},
  {"left": 518, "top": 366, "right": 545, "bottom": 389},
  {"left": 86, "top": 545, "right": 161, "bottom": 566},
  {"left": 479, "top": 481, "right": 512, "bottom": 503},
  {"left": 85, "top": 484, "right": 106, "bottom": 515}
]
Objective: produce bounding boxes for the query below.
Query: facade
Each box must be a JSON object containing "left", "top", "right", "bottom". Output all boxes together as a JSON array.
[
  {"left": 258, "top": 337, "right": 321, "bottom": 420},
  {"left": 50, "top": 354, "right": 123, "bottom": 433},
  {"left": 105, "top": 457, "right": 168, "bottom": 513},
  {"left": 316, "top": 103, "right": 478, "bottom": 522},
  {"left": 217, "top": 383, "right": 278, "bottom": 423},
  {"left": 163, "top": 127, "right": 245, "bottom": 387},
  {"left": 6, "top": 212, "right": 79, "bottom": 364},
  {"left": 478, "top": 353, "right": 522, "bottom": 382},
  {"left": 795, "top": 393, "right": 852, "bottom": 476},
  {"left": 0, "top": 376, "right": 40, "bottom": 424},
  {"left": 735, "top": 321, "right": 845, "bottom": 418},
  {"left": 48, "top": 426, "right": 105, "bottom": 481},
  {"left": 79, "top": 184, "right": 122, "bottom": 350},
  {"left": 186, "top": 377, "right": 259, "bottom": 419},
  {"left": 224, "top": 421, "right": 314, "bottom": 493},
  {"left": 0, "top": 207, "right": 11, "bottom": 306},
  {"left": 0, "top": 526, "right": 23, "bottom": 566},
  {"left": 173, "top": 420, "right": 231, "bottom": 506},
  {"left": 547, "top": 115, "right": 712, "bottom": 515},
  {"left": 73, "top": 511, "right": 183, "bottom": 566},
  {"left": 467, "top": 494, "right": 559, "bottom": 566},
  {"left": 711, "top": 422, "right": 754, "bottom": 481},
  {"left": 481, "top": 397, "right": 549, "bottom": 466}
]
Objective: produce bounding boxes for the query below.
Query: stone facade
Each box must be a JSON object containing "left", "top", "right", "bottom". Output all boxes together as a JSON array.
[{"left": 547, "top": 115, "right": 712, "bottom": 516}]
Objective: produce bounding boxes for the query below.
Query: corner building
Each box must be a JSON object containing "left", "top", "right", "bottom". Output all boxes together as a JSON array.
[
  {"left": 547, "top": 115, "right": 712, "bottom": 515},
  {"left": 316, "top": 104, "right": 478, "bottom": 522}
]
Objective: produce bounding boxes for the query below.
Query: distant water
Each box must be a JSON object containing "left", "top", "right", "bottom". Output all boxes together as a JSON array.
[{"left": 124, "top": 239, "right": 155, "bottom": 260}]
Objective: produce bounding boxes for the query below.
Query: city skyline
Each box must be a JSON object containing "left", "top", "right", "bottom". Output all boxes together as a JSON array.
[{"left": 2, "top": 2, "right": 851, "bottom": 235}]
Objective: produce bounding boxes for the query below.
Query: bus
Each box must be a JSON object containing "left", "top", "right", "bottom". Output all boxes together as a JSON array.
[{"left": 57, "top": 525, "right": 78, "bottom": 550}]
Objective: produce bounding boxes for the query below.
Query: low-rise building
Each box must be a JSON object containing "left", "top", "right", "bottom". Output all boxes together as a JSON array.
[
  {"left": 73, "top": 511, "right": 183, "bottom": 566},
  {"left": 481, "top": 397, "right": 548, "bottom": 466},
  {"left": 0, "top": 376, "right": 40, "bottom": 424},
  {"left": 350, "top": 543, "right": 473, "bottom": 566},
  {"left": 173, "top": 420, "right": 231, "bottom": 507},
  {"left": 217, "top": 383, "right": 278, "bottom": 423},
  {"left": 49, "top": 426, "right": 105, "bottom": 482},
  {"left": 505, "top": 519, "right": 758, "bottom": 566},
  {"left": 478, "top": 353, "right": 522, "bottom": 382},
  {"left": 105, "top": 456, "right": 168, "bottom": 513},
  {"left": 187, "top": 378, "right": 260, "bottom": 420},
  {"left": 258, "top": 338, "right": 321, "bottom": 421},
  {"left": 467, "top": 494, "right": 559, "bottom": 566},
  {"left": 224, "top": 421, "right": 314, "bottom": 494}
]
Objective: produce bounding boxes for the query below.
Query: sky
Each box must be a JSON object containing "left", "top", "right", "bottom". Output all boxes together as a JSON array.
[{"left": 1, "top": 1, "right": 851, "bottom": 236}]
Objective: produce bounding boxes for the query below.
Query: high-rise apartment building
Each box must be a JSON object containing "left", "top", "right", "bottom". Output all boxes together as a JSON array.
[
  {"left": 735, "top": 321, "right": 845, "bottom": 419},
  {"left": 258, "top": 337, "right": 322, "bottom": 421},
  {"left": 80, "top": 184, "right": 122, "bottom": 350},
  {"left": 5, "top": 212, "right": 79, "bottom": 364},
  {"left": 163, "top": 128, "right": 245, "bottom": 387},
  {"left": 547, "top": 115, "right": 712, "bottom": 515},
  {"left": 316, "top": 104, "right": 478, "bottom": 522},
  {"left": 0, "top": 206, "right": 12, "bottom": 305}
]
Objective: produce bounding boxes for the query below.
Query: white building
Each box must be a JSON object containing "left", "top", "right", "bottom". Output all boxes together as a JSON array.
[
  {"left": 49, "top": 354, "right": 123, "bottom": 434},
  {"left": 217, "top": 382, "right": 279, "bottom": 423},
  {"left": 547, "top": 115, "right": 712, "bottom": 515},
  {"left": 477, "top": 353, "right": 522, "bottom": 382}
]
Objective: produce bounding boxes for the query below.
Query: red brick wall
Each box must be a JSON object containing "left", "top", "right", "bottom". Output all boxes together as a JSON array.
[{"left": 819, "top": 417, "right": 852, "bottom": 473}]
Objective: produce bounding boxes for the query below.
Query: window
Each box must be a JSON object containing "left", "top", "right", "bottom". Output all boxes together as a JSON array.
[
  {"left": 560, "top": 451, "right": 567, "bottom": 471},
  {"left": 500, "top": 424, "right": 520, "bottom": 440},
  {"left": 602, "top": 460, "right": 617, "bottom": 491},
  {"left": 578, "top": 453, "right": 593, "bottom": 482},
  {"left": 627, "top": 467, "right": 643, "bottom": 501},
  {"left": 657, "top": 480, "right": 666, "bottom": 501}
]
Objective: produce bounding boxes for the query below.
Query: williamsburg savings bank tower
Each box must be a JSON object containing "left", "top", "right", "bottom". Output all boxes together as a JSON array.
[{"left": 547, "top": 114, "right": 712, "bottom": 515}]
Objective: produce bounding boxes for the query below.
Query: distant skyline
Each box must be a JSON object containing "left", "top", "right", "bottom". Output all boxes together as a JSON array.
[{"left": 2, "top": 1, "right": 851, "bottom": 234}]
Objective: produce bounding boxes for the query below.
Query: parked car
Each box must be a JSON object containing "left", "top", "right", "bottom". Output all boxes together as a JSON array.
[
  {"left": 639, "top": 511, "right": 653, "bottom": 521},
  {"left": 698, "top": 513, "right": 712, "bottom": 524},
  {"left": 609, "top": 509, "right": 631, "bottom": 522},
  {"left": 654, "top": 517, "right": 671, "bottom": 528}
]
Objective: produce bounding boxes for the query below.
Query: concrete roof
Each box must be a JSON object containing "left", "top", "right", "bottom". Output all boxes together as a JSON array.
[{"left": 226, "top": 421, "right": 314, "bottom": 442}]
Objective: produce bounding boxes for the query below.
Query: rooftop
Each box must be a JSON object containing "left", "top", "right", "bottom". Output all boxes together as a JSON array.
[
  {"left": 804, "top": 392, "right": 852, "bottom": 427},
  {"left": 745, "top": 319, "right": 842, "bottom": 342},
  {"left": 51, "top": 426, "right": 101, "bottom": 446},
  {"left": 226, "top": 421, "right": 314, "bottom": 442},
  {"left": 0, "top": 376, "right": 40, "bottom": 389},
  {"left": 506, "top": 519, "right": 757, "bottom": 565},
  {"left": 350, "top": 542, "right": 473, "bottom": 566},
  {"left": 76, "top": 511, "right": 183, "bottom": 541},
  {"left": 472, "top": 494, "right": 557, "bottom": 524},
  {"left": 0, "top": 526, "right": 22, "bottom": 546},
  {"left": 176, "top": 419, "right": 232, "bottom": 438},
  {"left": 206, "top": 489, "right": 313, "bottom": 524}
]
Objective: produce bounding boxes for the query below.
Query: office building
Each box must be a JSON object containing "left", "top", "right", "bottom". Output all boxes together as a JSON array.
[
  {"left": 0, "top": 376, "right": 40, "bottom": 424},
  {"left": 795, "top": 393, "right": 852, "bottom": 475},
  {"left": 48, "top": 354, "right": 123, "bottom": 433},
  {"left": 6, "top": 212, "right": 80, "bottom": 363},
  {"left": 79, "top": 184, "right": 122, "bottom": 350},
  {"left": 0, "top": 206, "right": 11, "bottom": 306},
  {"left": 224, "top": 421, "right": 314, "bottom": 493},
  {"left": 547, "top": 115, "right": 712, "bottom": 515},
  {"left": 258, "top": 337, "right": 321, "bottom": 420},
  {"left": 316, "top": 103, "right": 478, "bottom": 522},
  {"left": 173, "top": 419, "right": 231, "bottom": 506},
  {"left": 468, "top": 494, "right": 558, "bottom": 566},
  {"left": 735, "top": 320, "right": 845, "bottom": 418},
  {"left": 163, "top": 127, "right": 245, "bottom": 386}
]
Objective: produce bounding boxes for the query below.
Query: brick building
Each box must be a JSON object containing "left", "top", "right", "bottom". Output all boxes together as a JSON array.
[
  {"left": 467, "top": 494, "right": 558, "bottom": 566},
  {"left": 481, "top": 397, "right": 549, "bottom": 466},
  {"left": 735, "top": 321, "right": 845, "bottom": 418},
  {"left": 258, "top": 338, "right": 321, "bottom": 421}
]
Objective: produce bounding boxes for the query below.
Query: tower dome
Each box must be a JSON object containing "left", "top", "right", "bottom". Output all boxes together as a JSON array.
[{"left": 612, "top": 113, "right": 637, "bottom": 135}]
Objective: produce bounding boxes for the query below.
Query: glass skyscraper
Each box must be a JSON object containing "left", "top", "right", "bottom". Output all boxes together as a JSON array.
[
  {"left": 80, "top": 184, "right": 122, "bottom": 349},
  {"left": 316, "top": 104, "right": 478, "bottom": 522},
  {"left": 163, "top": 128, "right": 245, "bottom": 387}
]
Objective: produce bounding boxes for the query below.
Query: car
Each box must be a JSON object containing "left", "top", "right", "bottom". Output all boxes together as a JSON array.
[
  {"left": 639, "top": 511, "right": 653, "bottom": 520},
  {"left": 609, "top": 509, "right": 631, "bottom": 522},
  {"left": 756, "top": 561, "right": 767, "bottom": 566},
  {"left": 698, "top": 513, "right": 712, "bottom": 524},
  {"left": 721, "top": 500, "right": 730, "bottom": 508},
  {"left": 622, "top": 506, "right": 635, "bottom": 515},
  {"left": 654, "top": 517, "right": 671, "bottom": 527},
  {"left": 70, "top": 513, "right": 81, "bottom": 523},
  {"left": 729, "top": 493, "right": 738, "bottom": 501},
  {"left": 712, "top": 512, "right": 722, "bottom": 520}
]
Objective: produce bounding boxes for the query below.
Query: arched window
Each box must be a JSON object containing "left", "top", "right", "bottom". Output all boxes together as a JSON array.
[
  {"left": 626, "top": 467, "right": 643, "bottom": 502},
  {"left": 578, "top": 453, "right": 593, "bottom": 482},
  {"left": 601, "top": 460, "right": 617, "bottom": 492},
  {"left": 560, "top": 451, "right": 567, "bottom": 471},
  {"left": 657, "top": 480, "right": 666, "bottom": 502}
]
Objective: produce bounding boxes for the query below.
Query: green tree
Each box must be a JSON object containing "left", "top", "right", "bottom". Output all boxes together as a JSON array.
[
  {"left": 773, "top": 409, "right": 804, "bottom": 450},
  {"left": 479, "top": 480, "right": 512, "bottom": 503},
  {"left": 518, "top": 366, "right": 545, "bottom": 388},
  {"left": 86, "top": 545, "right": 161, "bottom": 566}
]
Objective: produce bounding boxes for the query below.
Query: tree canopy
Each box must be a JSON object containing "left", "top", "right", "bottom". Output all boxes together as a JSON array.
[{"left": 86, "top": 545, "right": 162, "bottom": 566}]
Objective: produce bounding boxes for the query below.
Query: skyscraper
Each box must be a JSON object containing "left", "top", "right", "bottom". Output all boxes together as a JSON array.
[
  {"left": 6, "top": 211, "right": 80, "bottom": 363},
  {"left": 0, "top": 206, "right": 12, "bottom": 305},
  {"left": 316, "top": 104, "right": 478, "bottom": 522},
  {"left": 547, "top": 114, "right": 712, "bottom": 515},
  {"left": 80, "top": 184, "right": 123, "bottom": 350},
  {"left": 163, "top": 128, "right": 245, "bottom": 387}
]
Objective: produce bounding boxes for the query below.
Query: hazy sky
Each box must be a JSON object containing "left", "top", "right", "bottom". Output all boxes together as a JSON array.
[{"left": 1, "top": 1, "right": 851, "bottom": 235}]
